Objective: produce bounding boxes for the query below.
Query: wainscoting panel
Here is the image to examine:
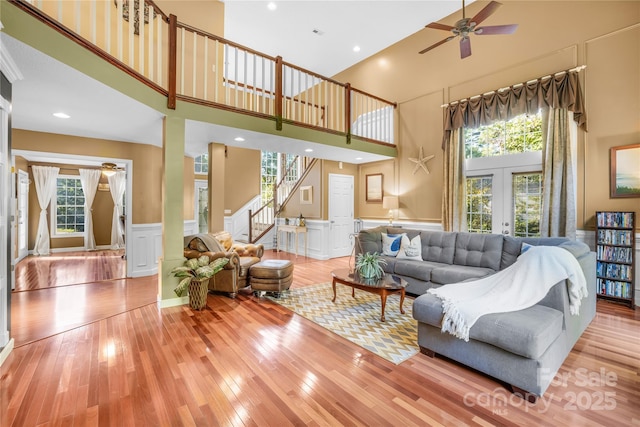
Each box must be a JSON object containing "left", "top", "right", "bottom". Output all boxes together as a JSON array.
[{"left": 130, "top": 223, "right": 162, "bottom": 278}]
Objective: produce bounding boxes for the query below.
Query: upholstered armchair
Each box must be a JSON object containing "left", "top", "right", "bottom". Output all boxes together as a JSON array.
[{"left": 183, "top": 232, "right": 264, "bottom": 298}]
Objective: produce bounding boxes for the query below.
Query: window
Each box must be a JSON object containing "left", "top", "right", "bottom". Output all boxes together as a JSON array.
[
  {"left": 195, "top": 154, "right": 208, "bottom": 174},
  {"left": 464, "top": 111, "right": 543, "bottom": 237},
  {"left": 466, "top": 175, "right": 493, "bottom": 234},
  {"left": 261, "top": 151, "right": 278, "bottom": 203},
  {"left": 52, "top": 176, "right": 85, "bottom": 237},
  {"left": 260, "top": 152, "right": 301, "bottom": 204}
]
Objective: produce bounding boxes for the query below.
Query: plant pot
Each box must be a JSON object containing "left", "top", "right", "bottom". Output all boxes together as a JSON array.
[{"left": 188, "top": 278, "right": 210, "bottom": 310}]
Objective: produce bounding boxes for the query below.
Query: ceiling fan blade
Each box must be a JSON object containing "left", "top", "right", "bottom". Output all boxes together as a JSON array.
[
  {"left": 419, "top": 36, "right": 455, "bottom": 54},
  {"left": 426, "top": 22, "right": 455, "bottom": 31},
  {"left": 460, "top": 38, "right": 472, "bottom": 59},
  {"left": 475, "top": 24, "right": 518, "bottom": 35},
  {"left": 470, "top": 1, "right": 502, "bottom": 26}
]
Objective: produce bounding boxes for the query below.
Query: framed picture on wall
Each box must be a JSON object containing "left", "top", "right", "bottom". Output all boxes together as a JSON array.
[
  {"left": 366, "top": 173, "right": 383, "bottom": 202},
  {"left": 610, "top": 143, "right": 640, "bottom": 198}
]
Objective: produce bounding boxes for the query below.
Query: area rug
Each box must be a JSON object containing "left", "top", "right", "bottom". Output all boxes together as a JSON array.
[{"left": 267, "top": 283, "right": 418, "bottom": 364}]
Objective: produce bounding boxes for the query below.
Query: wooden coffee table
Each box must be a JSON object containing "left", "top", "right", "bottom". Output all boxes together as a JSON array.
[{"left": 331, "top": 268, "right": 407, "bottom": 322}]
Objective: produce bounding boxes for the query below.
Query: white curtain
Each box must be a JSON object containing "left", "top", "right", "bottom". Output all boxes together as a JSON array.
[
  {"left": 79, "top": 169, "right": 101, "bottom": 250},
  {"left": 541, "top": 108, "right": 578, "bottom": 238},
  {"left": 108, "top": 171, "right": 126, "bottom": 249},
  {"left": 32, "top": 166, "right": 59, "bottom": 255}
]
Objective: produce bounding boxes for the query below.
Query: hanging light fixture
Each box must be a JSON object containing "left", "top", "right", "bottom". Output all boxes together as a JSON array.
[{"left": 101, "top": 162, "right": 122, "bottom": 177}]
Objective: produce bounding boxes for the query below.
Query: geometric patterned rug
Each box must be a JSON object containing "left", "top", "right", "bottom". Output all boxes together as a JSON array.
[{"left": 267, "top": 283, "right": 418, "bottom": 364}]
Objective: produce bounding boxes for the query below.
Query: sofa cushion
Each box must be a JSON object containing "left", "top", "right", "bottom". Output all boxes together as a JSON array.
[
  {"left": 453, "top": 232, "right": 503, "bottom": 270},
  {"left": 413, "top": 294, "right": 564, "bottom": 360},
  {"left": 358, "top": 228, "right": 383, "bottom": 254},
  {"left": 420, "top": 231, "right": 457, "bottom": 264},
  {"left": 470, "top": 305, "right": 564, "bottom": 359},
  {"left": 430, "top": 264, "right": 495, "bottom": 284},
  {"left": 394, "top": 260, "right": 447, "bottom": 281},
  {"left": 397, "top": 235, "right": 422, "bottom": 260},
  {"left": 380, "top": 255, "right": 398, "bottom": 273},
  {"left": 501, "top": 236, "right": 522, "bottom": 270}
]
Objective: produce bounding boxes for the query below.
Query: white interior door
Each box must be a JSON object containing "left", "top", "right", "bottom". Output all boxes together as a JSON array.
[
  {"left": 328, "top": 174, "right": 354, "bottom": 258},
  {"left": 17, "top": 169, "right": 28, "bottom": 261}
]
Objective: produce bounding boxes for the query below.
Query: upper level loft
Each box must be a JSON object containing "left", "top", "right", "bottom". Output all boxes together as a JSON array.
[{"left": 6, "top": 0, "right": 398, "bottom": 160}]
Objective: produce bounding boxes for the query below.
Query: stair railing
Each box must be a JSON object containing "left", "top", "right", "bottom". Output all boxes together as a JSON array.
[{"left": 248, "top": 157, "right": 317, "bottom": 244}]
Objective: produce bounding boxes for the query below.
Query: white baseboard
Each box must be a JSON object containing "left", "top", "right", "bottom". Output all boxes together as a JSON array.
[
  {"left": 0, "top": 338, "right": 14, "bottom": 368},
  {"left": 158, "top": 295, "right": 188, "bottom": 308}
]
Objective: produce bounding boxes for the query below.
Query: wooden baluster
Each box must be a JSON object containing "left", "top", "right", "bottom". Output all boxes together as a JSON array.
[
  {"left": 275, "top": 56, "right": 283, "bottom": 130},
  {"left": 345, "top": 83, "right": 351, "bottom": 143},
  {"left": 167, "top": 14, "right": 177, "bottom": 109}
]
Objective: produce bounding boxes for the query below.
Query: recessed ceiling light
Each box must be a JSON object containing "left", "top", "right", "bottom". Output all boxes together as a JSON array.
[
  {"left": 234, "top": 137, "right": 245, "bottom": 142},
  {"left": 355, "top": 157, "right": 363, "bottom": 160},
  {"left": 53, "top": 112, "right": 70, "bottom": 119},
  {"left": 267, "top": 2, "right": 277, "bottom": 11},
  {"left": 353, "top": 45, "right": 361, "bottom": 52},
  {"left": 305, "top": 148, "right": 313, "bottom": 153}
]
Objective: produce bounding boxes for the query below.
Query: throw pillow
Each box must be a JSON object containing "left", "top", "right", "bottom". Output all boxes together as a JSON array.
[
  {"left": 381, "top": 232, "right": 405, "bottom": 256},
  {"left": 397, "top": 234, "right": 422, "bottom": 260}
]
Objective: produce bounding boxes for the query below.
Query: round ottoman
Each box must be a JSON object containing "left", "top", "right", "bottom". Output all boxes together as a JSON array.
[{"left": 249, "top": 260, "right": 294, "bottom": 297}]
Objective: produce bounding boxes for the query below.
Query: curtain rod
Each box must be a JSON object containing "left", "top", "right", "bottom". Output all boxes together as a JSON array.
[{"left": 441, "top": 65, "right": 587, "bottom": 108}]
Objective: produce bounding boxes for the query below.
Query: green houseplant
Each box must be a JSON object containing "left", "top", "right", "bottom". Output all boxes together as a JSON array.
[
  {"left": 355, "top": 252, "right": 387, "bottom": 280},
  {"left": 171, "top": 256, "right": 229, "bottom": 310}
]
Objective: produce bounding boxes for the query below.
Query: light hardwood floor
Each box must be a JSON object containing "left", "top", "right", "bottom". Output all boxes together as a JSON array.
[{"left": 2, "top": 250, "right": 639, "bottom": 426}]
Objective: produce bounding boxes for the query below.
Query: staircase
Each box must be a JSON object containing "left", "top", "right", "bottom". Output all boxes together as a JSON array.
[{"left": 248, "top": 156, "right": 317, "bottom": 244}]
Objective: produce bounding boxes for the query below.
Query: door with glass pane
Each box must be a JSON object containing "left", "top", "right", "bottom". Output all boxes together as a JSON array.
[
  {"left": 17, "top": 169, "right": 29, "bottom": 261},
  {"left": 466, "top": 166, "right": 542, "bottom": 237},
  {"left": 194, "top": 180, "right": 208, "bottom": 234}
]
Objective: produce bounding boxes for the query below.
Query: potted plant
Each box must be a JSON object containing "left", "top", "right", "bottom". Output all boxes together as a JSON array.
[
  {"left": 355, "top": 252, "right": 387, "bottom": 280},
  {"left": 170, "top": 255, "right": 228, "bottom": 310}
]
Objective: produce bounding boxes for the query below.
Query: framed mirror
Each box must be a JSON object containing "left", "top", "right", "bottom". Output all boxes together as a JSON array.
[{"left": 300, "top": 186, "right": 313, "bottom": 204}]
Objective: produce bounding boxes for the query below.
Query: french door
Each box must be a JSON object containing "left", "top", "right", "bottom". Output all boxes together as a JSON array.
[
  {"left": 466, "top": 166, "right": 542, "bottom": 237},
  {"left": 16, "top": 169, "right": 29, "bottom": 261}
]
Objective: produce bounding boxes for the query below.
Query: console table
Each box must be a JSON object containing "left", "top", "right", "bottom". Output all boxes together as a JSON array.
[{"left": 277, "top": 224, "right": 307, "bottom": 257}]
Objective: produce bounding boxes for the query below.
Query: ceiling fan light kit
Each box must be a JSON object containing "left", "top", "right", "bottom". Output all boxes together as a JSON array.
[{"left": 419, "top": 0, "right": 518, "bottom": 59}]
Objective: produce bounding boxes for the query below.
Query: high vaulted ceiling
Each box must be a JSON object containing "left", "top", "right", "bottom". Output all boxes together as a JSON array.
[
  {"left": 223, "top": 0, "right": 466, "bottom": 77},
  {"left": 3, "top": 0, "right": 468, "bottom": 165}
]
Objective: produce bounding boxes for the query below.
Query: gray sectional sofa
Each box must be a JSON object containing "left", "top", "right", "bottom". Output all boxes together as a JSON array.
[{"left": 356, "top": 226, "right": 596, "bottom": 400}]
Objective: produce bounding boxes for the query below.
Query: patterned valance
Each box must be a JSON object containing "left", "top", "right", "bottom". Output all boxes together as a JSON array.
[{"left": 442, "top": 70, "right": 587, "bottom": 148}]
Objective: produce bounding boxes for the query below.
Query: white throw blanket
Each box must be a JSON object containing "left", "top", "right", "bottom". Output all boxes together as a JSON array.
[{"left": 427, "top": 245, "right": 588, "bottom": 341}]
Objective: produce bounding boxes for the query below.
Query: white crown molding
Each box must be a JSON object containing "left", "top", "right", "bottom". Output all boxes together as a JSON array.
[{"left": 0, "top": 22, "right": 24, "bottom": 83}]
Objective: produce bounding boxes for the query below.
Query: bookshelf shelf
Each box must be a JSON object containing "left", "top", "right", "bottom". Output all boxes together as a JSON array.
[{"left": 596, "top": 211, "right": 635, "bottom": 308}]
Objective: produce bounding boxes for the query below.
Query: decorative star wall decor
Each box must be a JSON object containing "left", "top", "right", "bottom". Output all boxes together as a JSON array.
[{"left": 408, "top": 147, "right": 435, "bottom": 175}]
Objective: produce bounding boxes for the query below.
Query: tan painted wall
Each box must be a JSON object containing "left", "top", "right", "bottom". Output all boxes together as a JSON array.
[
  {"left": 224, "top": 146, "right": 261, "bottom": 213},
  {"left": 13, "top": 129, "right": 163, "bottom": 225},
  {"left": 281, "top": 160, "right": 323, "bottom": 220},
  {"left": 333, "top": 1, "right": 640, "bottom": 230}
]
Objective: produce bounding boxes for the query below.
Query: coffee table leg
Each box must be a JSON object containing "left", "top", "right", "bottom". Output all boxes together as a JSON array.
[
  {"left": 399, "top": 288, "right": 405, "bottom": 314},
  {"left": 332, "top": 279, "right": 337, "bottom": 302},
  {"left": 380, "top": 291, "right": 387, "bottom": 322}
]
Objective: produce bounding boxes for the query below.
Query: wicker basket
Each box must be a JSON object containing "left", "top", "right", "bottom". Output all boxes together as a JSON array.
[{"left": 188, "top": 278, "right": 210, "bottom": 310}]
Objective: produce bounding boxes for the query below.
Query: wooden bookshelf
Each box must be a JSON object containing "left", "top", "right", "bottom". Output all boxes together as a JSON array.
[{"left": 595, "top": 211, "right": 635, "bottom": 308}]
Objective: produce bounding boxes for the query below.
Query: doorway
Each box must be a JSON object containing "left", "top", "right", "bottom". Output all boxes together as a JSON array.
[
  {"left": 328, "top": 173, "right": 354, "bottom": 258},
  {"left": 16, "top": 169, "right": 29, "bottom": 262},
  {"left": 195, "top": 180, "right": 208, "bottom": 233}
]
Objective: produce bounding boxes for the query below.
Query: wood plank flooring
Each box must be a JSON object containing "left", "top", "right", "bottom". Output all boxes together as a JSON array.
[
  {"left": 2, "top": 250, "right": 639, "bottom": 426},
  {"left": 14, "top": 250, "right": 126, "bottom": 291}
]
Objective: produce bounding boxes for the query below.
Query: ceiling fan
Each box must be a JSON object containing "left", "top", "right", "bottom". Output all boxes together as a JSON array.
[{"left": 419, "top": 0, "right": 518, "bottom": 59}]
